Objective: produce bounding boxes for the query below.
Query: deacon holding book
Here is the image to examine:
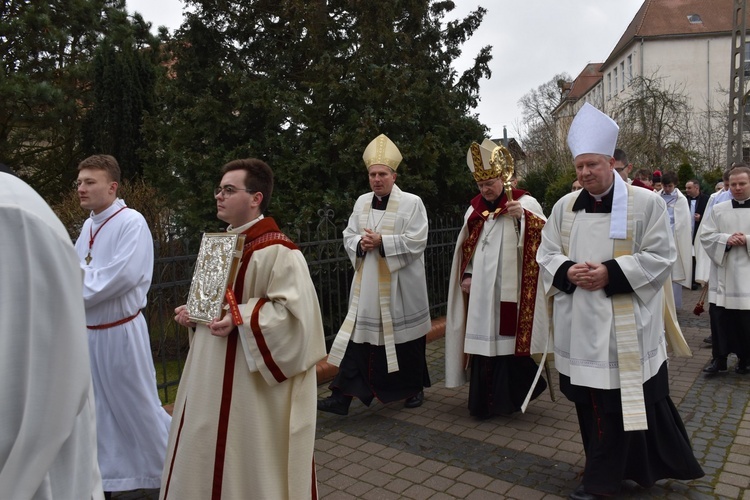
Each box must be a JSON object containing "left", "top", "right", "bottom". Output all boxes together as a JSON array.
[
  {"left": 161, "top": 159, "right": 326, "bottom": 499},
  {"left": 75, "top": 155, "right": 171, "bottom": 498},
  {"left": 445, "top": 139, "right": 548, "bottom": 419},
  {"left": 536, "top": 104, "right": 703, "bottom": 499}
]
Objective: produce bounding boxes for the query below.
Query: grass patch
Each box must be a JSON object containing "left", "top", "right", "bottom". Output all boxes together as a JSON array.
[{"left": 154, "top": 358, "right": 183, "bottom": 405}]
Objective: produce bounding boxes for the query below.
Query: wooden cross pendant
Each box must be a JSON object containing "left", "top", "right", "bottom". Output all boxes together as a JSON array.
[{"left": 85, "top": 252, "right": 92, "bottom": 265}]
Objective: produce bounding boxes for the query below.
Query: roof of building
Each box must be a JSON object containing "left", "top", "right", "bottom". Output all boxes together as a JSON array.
[
  {"left": 566, "top": 63, "right": 604, "bottom": 100},
  {"left": 604, "top": 0, "right": 746, "bottom": 66}
]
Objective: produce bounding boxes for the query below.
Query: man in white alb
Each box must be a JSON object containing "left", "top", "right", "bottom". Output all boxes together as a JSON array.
[
  {"left": 319, "top": 133, "right": 432, "bottom": 415},
  {"left": 657, "top": 171, "right": 692, "bottom": 308},
  {"left": 444, "top": 139, "right": 548, "bottom": 418},
  {"left": 700, "top": 165, "right": 750, "bottom": 375},
  {"left": 1, "top": 172, "right": 103, "bottom": 500},
  {"left": 75, "top": 155, "right": 171, "bottom": 498},
  {"left": 536, "top": 104, "right": 703, "bottom": 499}
]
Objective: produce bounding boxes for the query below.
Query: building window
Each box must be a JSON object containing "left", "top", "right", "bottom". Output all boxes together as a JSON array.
[
  {"left": 687, "top": 14, "right": 702, "bottom": 24},
  {"left": 745, "top": 42, "right": 750, "bottom": 77},
  {"left": 620, "top": 62, "right": 625, "bottom": 90},
  {"left": 613, "top": 68, "right": 618, "bottom": 95},
  {"left": 627, "top": 55, "right": 633, "bottom": 83},
  {"left": 607, "top": 73, "right": 612, "bottom": 99}
]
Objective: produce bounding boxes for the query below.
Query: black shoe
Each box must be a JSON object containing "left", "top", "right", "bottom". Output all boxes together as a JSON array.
[
  {"left": 317, "top": 397, "right": 350, "bottom": 415},
  {"left": 735, "top": 360, "right": 749, "bottom": 375},
  {"left": 703, "top": 336, "right": 713, "bottom": 344},
  {"left": 404, "top": 390, "right": 424, "bottom": 408},
  {"left": 703, "top": 358, "right": 728, "bottom": 374},
  {"left": 569, "top": 484, "right": 602, "bottom": 500},
  {"left": 691, "top": 283, "right": 699, "bottom": 290}
]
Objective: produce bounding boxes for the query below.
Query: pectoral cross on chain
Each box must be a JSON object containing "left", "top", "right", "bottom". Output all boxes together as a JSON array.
[{"left": 481, "top": 234, "right": 490, "bottom": 250}]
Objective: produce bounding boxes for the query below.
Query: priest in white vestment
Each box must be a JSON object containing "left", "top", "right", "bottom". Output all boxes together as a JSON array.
[
  {"left": 74, "top": 155, "right": 172, "bottom": 497},
  {"left": 536, "top": 104, "right": 703, "bottom": 499},
  {"left": 656, "top": 171, "right": 692, "bottom": 308},
  {"left": 700, "top": 165, "right": 750, "bottom": 375},
  {"left": 444, "top": 139, "right": 548, "bottom": 418},
  {"left": 319, "top": 134, "right": 432, "bottom": 416},
  {"left": 161, "top": 159, "right": 326, "bottom": 499},
  {"left": 696, "top": 169, "right": 737, "bottom": 373},
  {"left": 0, "top": 172, "right": 103, "bottom": 500}
]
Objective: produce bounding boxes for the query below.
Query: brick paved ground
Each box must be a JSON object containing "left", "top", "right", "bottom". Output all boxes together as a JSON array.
[
  {"left": 116, "top": 287, "right": 750, "bottom": 499},
  {"left": 314, "top": 287, "right": 750, "bottom": 500}
]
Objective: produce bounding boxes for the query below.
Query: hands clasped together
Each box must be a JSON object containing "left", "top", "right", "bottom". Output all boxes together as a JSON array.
[
  {"left": 360, "top": 228, "right": 383, "bottom": 252},
  {"left": 567, "top": 261, "right": 609, "bottom": 291}
]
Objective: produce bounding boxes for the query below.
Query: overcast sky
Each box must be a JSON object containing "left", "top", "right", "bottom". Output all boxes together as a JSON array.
[{"left": 126, "top": 0, "right": 645, "bottom": 139}]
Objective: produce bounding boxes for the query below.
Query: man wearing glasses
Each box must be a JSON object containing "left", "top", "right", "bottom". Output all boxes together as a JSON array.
[
  {"left": 162, "top": 159, "right": 326, "bottom": 499},
  {"left": 613, "top": 148, "right": 632, "bottom": 183}
]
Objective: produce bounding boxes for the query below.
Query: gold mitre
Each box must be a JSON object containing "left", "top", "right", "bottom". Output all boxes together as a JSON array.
[
  {"left": 362, "top": 134, "right": 402, "bottom": 170},
  {"left": 466, "top": 139, "right": 501, "bottom": 182}
]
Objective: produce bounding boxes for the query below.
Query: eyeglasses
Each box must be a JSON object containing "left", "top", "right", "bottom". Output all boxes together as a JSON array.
[
  {"left": 614, "top": 167, "right": 625, "bottom": 172},
  {"left": 214, "top": 186, "right": 257, "bottom": 198}
]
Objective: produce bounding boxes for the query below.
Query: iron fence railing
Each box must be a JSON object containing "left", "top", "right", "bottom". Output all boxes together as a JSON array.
[{"left": 147, "top": 210, "right": 463, "bottom": 403}]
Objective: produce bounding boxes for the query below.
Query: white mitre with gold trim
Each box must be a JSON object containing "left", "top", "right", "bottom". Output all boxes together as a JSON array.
[
  {"left": 362, "top": 134, "right": 402, "bottom": 170},
  {"left": 567, "top": 103, "right": 619, "bottom": 159}
]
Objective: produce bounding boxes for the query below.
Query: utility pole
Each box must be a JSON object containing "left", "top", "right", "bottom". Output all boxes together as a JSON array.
[{"left": 727, "top": 0, "right": 748, "bottom": 165}]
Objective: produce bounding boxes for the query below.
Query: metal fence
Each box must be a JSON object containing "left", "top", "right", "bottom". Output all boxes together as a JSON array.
[{"left": 146, "top": 210, "right": 464, "bottom": 403}]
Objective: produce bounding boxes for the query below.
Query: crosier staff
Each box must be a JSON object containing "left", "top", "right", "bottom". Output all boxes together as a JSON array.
[{"left": 490, "top": 145, "right": 520, "bottom": 239}]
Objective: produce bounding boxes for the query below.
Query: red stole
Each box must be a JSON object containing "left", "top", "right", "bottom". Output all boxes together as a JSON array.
[{"left": 459, "top": 191, "right": 544, "bottom": 355}]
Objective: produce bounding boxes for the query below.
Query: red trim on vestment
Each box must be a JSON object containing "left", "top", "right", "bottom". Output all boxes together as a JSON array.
[
  {"left": 499, "top": 302, "right": 517, "bottom": 336},
  {"left": 209, "top": 217, "right": 296, "bottom": 497},
  {"left": 87, "top": 310, "right": 140, "bottom": 330},
  {"left": 162, "top": 398, "right": 188, "bottom": 499},
  {"left": 460, "top": 189, "right": 528, "bottom": 277},
  {"left": 212, "top": 328, "right": 238, "bottom": 500},
  {"left": 250, "top": 298, "right": 287, "bottom": 383},
  {"left": 311, "top": 457, "right": 318, "bottom": 499},
  {"left": 514, "top": 210, "right": 545, "bottom": 356}
]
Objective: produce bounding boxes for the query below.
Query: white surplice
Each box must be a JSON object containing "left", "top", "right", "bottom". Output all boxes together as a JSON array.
[
  {"left": 75, "top": 199, "right": 171, "bottom": 491},
  {"left": 700, "top": 200, "right": 750, "bottom": 310},
  {"left": 341, "top": 184, "right": 431, "bottom": 345},
  {"left": 444, "top": 193, "right": 547, "bottom": 388},
  {"left": 537, "top": 188, "right": 675, "bottom": 390},
  {"left": 0, "top": 173, "right": 103, "bottom": 500}
]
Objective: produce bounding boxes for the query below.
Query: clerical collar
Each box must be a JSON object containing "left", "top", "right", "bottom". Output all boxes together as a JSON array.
[
  {"left": 572, "top": 184, "right": 615, "bottom": 213},
  {"left": 371, "top": 194, "right": 390, "bottom": 210},
  {"left": 732, "top": 197, "right": 750, "bottom": 208},
  {"left": 481, "top": 195, "right": 501, "bottom": 212},
  {"left": 228, "top": 214, "right": 264, "bottom": 233}
]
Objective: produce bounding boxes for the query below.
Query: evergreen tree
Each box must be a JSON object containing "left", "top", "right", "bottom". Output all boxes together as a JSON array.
[
  {"left": 142, "top": 0, "right": 492, "bottom": 235},
  {"left": 81, "top": 11, "right": 161, "bottom": 180},
  {"left": 0, "top": 0, "right": 160, "bottom": 200}
]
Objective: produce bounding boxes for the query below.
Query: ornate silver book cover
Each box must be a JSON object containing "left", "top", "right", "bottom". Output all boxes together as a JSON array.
[{"left": 186, "top": 233, "right": 245, "bottom": 324}]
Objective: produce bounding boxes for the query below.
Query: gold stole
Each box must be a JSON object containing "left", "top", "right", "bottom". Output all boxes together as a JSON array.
[
  {"left": 562, "top": 188, "right": 648, "bottom": 431},
  {"left": 514, "top": 211, "right": 546, "bottom": 355},
  {"left": 327, "top": 193, "right": 401, "bottom": 373}
]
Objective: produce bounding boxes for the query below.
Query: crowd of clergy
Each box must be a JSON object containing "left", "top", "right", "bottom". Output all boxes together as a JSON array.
[{"left": 4, "top": 100, "right": 750, "bottom": 500}]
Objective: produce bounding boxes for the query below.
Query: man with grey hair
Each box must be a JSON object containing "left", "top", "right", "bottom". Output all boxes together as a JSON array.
[{"left": 537, "top": 103, "right": 703, "bottom": 499}]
